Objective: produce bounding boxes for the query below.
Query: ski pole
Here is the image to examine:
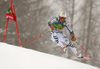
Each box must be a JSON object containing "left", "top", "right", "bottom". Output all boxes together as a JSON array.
[
  {"left": 76, "top": 41, "right": 92, "bottom": 57},
  {"left": 22, "top": 30, "right": 51, "bottom": 46}
]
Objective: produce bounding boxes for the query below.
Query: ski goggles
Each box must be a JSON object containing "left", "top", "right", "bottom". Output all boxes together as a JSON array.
[{"left": 60, "top": 17, "right": 66, "bottom": 20}]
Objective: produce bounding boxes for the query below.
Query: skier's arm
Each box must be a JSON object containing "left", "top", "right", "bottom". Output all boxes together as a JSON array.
[
  {"left": 48, "top": 17, "right": 57, "bottom": 31},
  {"left": 48, "top": 22, "right": 55, "bottom": 30},
  {"left": 66, "top": 23, "right": 76, "bottom": 41}
]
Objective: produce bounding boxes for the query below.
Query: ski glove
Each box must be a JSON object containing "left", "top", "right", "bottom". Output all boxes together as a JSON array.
[
  {"left": 71, "top": 35, "right": 76, "bottom": 41},
  {"left": 50, "top": 25, "right": 55, "bottom": 31}
]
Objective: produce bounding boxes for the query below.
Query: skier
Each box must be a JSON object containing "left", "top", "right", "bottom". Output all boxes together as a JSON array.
[{"left": 48, "top": 12, "right": 83, "bottom": 58}]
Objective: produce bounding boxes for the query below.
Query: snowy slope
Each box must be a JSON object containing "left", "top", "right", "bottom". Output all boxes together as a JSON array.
[{"left": 0, "top": 42, "right": 99, "bottom": 69}]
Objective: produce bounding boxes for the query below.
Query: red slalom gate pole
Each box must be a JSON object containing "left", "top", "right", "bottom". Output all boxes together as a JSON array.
[
  {"left": 11, "top": 0, "right": 13, "bottom": 5},
  {"left": 15, "top": 21, "right": 22, "bottom": 47},
  {"left": 13, "top": 4, "right": 22, "bottom": 47},
  {"left": 13, "top": 5, "right": 15, "bottom": 14},
  {"left": 3, "top": 0, "right": 13, "bottom": 43},
  {"left": 3, "top": 19, "right": 9, "bottom": 43}
]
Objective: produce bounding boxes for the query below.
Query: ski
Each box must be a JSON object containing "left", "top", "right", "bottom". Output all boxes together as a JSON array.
[{"left": 73, "top": 57, "right": 90, "bottom": 59}]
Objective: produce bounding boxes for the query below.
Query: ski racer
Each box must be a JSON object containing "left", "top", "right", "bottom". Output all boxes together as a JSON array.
[{"left": 48, "top": 12, "right": 83, "bottom": 58}]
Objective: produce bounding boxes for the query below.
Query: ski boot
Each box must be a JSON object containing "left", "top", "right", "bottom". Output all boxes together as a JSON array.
[{"left": 76, "top": 52, "right": 83, "bottom": 58}]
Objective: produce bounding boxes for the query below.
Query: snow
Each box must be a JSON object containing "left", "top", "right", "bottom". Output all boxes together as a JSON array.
[{"left": 0, "top": 42, "right": 99, "bottom": 69}]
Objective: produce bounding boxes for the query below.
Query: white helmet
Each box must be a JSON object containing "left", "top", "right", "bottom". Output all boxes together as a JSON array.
[{"left": 59, "top": 12, "right": 66, "bottom": 18}]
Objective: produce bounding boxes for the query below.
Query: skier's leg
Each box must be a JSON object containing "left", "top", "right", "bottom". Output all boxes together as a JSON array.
[
  {"left": 58, "top": 33, "right": 83, "bottom": 58},
  {"left": 51, "top": 32, "right": 67, "bottom": 52},
  {"left": 67, "top": 42, "right": 77, "bottom": 54},
  {"left": 57, "top": 41, "right": 68, "bottom": 52},
  {"left": 68, "top": 42, "right": 83, "bottom": 58},
  {"left": 56, "top": 33, "right": 69, "bottom": 52},
  {"left": 53, "top": 36, "right": 67, "bottom": 52},
  {"left": 51, "top": 32, "right": 57, "bottom": 42}
]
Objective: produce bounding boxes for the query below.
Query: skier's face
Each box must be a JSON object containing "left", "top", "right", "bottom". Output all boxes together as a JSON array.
[{"left": 59, "top": 17, "right": 66, "bottom": 23}]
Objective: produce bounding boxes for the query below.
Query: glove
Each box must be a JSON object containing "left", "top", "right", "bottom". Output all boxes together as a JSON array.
[
  {"left": 50, "top": 25, "right": 55, "bottom": 31},
  {"left": 71, "top": 35, "right": 76, "bottom": 41}
]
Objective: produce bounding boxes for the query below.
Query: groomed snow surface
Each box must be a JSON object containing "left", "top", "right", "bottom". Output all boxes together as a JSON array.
[{"left": 0, "top": 42, "right": 99, "bottom": 69}]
